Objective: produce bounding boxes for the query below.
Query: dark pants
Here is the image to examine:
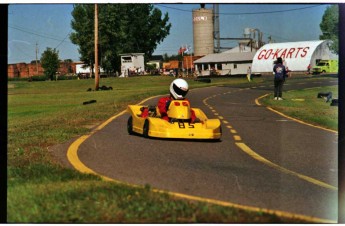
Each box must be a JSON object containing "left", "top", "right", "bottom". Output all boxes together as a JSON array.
[{"left": 274, "top": 79, "right": 284, "bottom": 98}]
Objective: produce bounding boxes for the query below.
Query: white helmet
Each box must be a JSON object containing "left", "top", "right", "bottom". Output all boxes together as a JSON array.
[{"left": 170, "top": 78, "right": 189, "bottom": 100}]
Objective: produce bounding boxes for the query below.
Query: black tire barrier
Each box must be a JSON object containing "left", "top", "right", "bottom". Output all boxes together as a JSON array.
[
  {"left": 330, "top": 99, "right": 338, "bottom": 106},
  {"left": 99, "top": 85, "right": 113, "bottom": 90},
  {"left": 195, "top": 78, "right": 211, "bottom": 83},
  {"left": 83, "top": 100, "right": 97, "bottom": 105},
  {"left": 317, "top": 92, "right": 333, "bottom": 102},
  {"left": 87, "top": 86, "right": 113, "bottom": 92},
  {"left": 317, "top": 92, "right": 332, "bottom": 98}
]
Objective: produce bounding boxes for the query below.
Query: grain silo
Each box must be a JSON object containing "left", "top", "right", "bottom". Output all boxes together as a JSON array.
[{"left": 193, "top": 7, "right": 214, "bottom": 56}]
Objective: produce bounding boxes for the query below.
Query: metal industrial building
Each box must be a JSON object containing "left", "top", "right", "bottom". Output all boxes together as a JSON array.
[
  {"left": 194, "top": 48, "right": 255, "bottom": 76},
  {"left": 193, "top": 7, "right": 214, "bottom": 56},
  {"left": 191, "top": 5, "right": 338, "bottom": 76},
  {"left": 251, "top": 40, "right": 338, "bottom": 73}
]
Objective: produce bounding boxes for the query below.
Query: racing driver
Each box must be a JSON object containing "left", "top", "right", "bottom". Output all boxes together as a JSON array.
[{"left": 157, "top": 78, "right": 197, "bottom": 123}]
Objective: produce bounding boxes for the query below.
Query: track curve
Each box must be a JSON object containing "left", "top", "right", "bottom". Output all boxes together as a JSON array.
[{"left": 67, "top": 78, "right": 338, "bottom": 222}]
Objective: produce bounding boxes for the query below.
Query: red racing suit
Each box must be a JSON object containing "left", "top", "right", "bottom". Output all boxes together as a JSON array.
[{"left": 157, "top": 96, "right": 196, "bottom": 122}]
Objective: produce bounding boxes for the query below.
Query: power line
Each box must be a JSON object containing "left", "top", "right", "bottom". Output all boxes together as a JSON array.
[
  {"left": 9, "top": 25, "right": 73, "bottom": 44},
  {"left": 55, "top": 30, "right": 72, "bottom": 49},
  {"left": 156, "top": 4, "right": 324, "bottom": 15},
  {"left": 261, "top": 31, "right": 293, "bottom": 42}
]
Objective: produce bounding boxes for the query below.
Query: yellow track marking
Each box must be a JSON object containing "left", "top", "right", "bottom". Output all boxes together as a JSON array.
[
  {"left": 267, "top": 107, "right": 338, "bottom": 134},
  {"left": 235, "top": 142, "right": 337, "bottom": 191},
  {"left": 255, "top": 94, "right": 337, "bottom": 134},
  {"left": 67, "top": 133, "right": 335, "bottom": 223},
  {"left": 233, "top": 135, "right": 242, "bottom": 141},
  {"left": 66, "top": 91, "right": 336, "bottom": 224},
  {"left": 206, "top": 91, "right": 338, "bottom": 190},
  {"left": 255, "top": 93, "right": 269, "bottom": 106}
]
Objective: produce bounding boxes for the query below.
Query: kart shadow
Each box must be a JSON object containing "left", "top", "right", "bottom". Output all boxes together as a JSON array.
[{"left": 128, "top": 132, "right": 222, "bottom": 143}]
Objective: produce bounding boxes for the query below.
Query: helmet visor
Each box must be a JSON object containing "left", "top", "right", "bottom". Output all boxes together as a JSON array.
[{"left": 173, "top": 83, "right": 188, "bottom": 97}]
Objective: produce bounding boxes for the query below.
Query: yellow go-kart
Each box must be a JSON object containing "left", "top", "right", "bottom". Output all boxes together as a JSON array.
[{"left": 127, "top": 100, "right": 222, "bottom": 140}]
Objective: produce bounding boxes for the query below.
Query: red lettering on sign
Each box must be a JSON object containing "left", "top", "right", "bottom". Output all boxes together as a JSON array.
[
  {"left": 301, "top": 47, "right": 309, "bottom": 57},
  {"left": 257, "top": 46, "right": 311, "bottom": 60},
  {"left": 273, "top": 49, "right": 282, "bottom": 59},
  {"left": 280, "top": 49, "right": 287, "bottom": 59},
  {"left": 295, "top": 47, "right": 303, "bottom": 58},
  {"left": 257, "top": 50, "right": 266, "bottom": 60},
  {"left": 265, "top": 49, "right": 273, "bottom": 59},
  {"left": 286, "top": 48, "right": 295, "bottom": 58}
]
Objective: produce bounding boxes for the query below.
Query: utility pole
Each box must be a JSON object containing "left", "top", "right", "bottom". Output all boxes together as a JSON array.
[
  {"left": 94, "top": 4, "right": 99, "bottom": 90},
  {"left": 213, "top": 4, "right": 220, "bottom": 53},
  {"left": 35, "top": 42, "right": 38, "bottom": 75}
]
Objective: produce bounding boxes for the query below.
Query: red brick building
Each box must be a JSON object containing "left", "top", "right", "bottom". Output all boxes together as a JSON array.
[{"left": 8, "top": 61, "right": 77, "bottom": 78}]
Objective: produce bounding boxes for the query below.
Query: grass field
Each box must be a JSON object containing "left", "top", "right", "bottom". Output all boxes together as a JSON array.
[
  {"left": 260, "top": 85, "right": 338, "bottom": 131},
  {"left": 7, "top": 76, "right": 337, "bottom": 223}
]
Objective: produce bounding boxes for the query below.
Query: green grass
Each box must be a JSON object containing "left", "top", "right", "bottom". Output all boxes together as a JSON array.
[
  {"left": 260, "top": 86, "right": 338, "bottom": 131},
  {"left": 7, "top": 76, "right": 332, "bottom": 223},
  {"left": 8, "top": 178, "right": 293, "bottom": 223}
]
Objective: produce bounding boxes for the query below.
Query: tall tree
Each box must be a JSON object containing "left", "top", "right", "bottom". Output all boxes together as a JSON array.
[
  {"left": 40, "top": 47, "right": 60, "bottom": 80},
  {"left": 70, "top": 4, "right": 171, "bottom": 73},
  {"left": 70, "top": 4, "right": 95, "bottom": 74},
  {"left": 319, "top": 4, "right": 339, "bottom": 54}
]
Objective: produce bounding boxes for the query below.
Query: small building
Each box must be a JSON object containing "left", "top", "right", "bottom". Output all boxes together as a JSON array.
[
  {"left": 193, "top": 51, "right": 256, "bottom": 76},
  {"left": 146, "top": 55, "right": 163, "bottom": 70},
  {"left": 75, "top": 62, "right": 105, "bottom": 78},
  {"left": 182, "top": 55, "right": 202, "bottom": 71},
  {"left": 251, "top": 40, "right": 338, "bottom": 73},
  {"left": 120, "top": 53, "right": 145, "bottom": 77},
  {"left": 163, "top": 60, "right": 179, "bottom": 70}
]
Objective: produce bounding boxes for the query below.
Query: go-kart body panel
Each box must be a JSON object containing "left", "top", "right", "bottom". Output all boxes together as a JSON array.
[{"left": 127, "top": 101, "right": 222, "bottom": 140}]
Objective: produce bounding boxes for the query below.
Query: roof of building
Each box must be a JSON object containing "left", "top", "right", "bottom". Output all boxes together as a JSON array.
[
  {"left": 119, "top": 53, "right": 145, "bottom": 56},
  {"left": 149, "top": 55, "right": 164, "bottom": 61},
  {"left": 194, "top": 51, "right": 256, "bottom": 64}
]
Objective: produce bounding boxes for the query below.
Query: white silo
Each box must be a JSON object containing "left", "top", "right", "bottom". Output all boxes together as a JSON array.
[{"left": 193, "top": 7, "right": 214, "bottom": 56}]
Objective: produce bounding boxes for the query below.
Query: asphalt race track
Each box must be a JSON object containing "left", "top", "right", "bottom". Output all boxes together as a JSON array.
[{"left": 61, "top": 77, "right": 338, "bottom": 222}]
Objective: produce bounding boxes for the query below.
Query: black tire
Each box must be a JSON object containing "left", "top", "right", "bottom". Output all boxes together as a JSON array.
[
  {"left": 217, "top": 125, "right": 223, "bottom": 142},
  {"left": 143, "top": 119, "right": 150, "bottom": 138},
  {"left": 127, "top": 116, "right": 134, "bottom": 135}
]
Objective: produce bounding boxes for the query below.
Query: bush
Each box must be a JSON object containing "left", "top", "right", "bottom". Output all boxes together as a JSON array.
[
  {"left": 29, "top": 75, "right": 47, "bottom": 82},
  {"left": 8, "top": 77, "right": 28, "bottom": 82},
  {"left": 54, "top": 75, "right": 78, "bottom": 80}
]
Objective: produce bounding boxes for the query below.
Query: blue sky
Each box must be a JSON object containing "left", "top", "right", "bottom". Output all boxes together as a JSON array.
[{"left": 8, "top": 3, "right": 331, "bottom": 64}]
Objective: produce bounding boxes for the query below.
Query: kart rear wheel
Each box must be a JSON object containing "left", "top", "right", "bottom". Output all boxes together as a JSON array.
[
  {"left": 127, "top": 116, "right": 134, "bottom": 135},
  {"left": 143, "top": 119, "right": 150, "bottom": 138}
]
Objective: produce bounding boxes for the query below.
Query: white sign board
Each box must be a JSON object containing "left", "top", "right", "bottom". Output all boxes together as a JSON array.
[{"left": 251, "top": 40, "right": 326, "bottom": 73}]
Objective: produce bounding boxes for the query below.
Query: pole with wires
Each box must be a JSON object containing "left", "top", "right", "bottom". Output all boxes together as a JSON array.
[{"left": 94, "top": 4, "right": 99, "bottom": 90}]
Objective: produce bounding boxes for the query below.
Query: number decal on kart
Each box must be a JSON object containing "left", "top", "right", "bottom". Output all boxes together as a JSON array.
[
  {"left": 178, "top": 122, "right": 185, "bottom": 128},
  {"left": 177, "top": 122, "right": 195, "bottom": 129}
]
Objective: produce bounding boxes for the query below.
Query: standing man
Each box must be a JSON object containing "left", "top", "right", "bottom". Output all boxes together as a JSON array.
[
  {"left": 247, "top": 66, "right": 252, "bottom": 82},
  {"left": 273, "top": 57, "right": 287, "bottom": 100}
]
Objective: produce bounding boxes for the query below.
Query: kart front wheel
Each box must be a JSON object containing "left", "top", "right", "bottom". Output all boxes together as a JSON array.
[
  {"left": 143, "top": 119, "right": 150, "bottom": 138},
  {"left": 127, "top": 116, "right": 134, "bottom": 135}
]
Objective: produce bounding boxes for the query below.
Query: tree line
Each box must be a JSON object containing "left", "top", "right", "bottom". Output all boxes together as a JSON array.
[
  {"left": 40, "top": 4, "right": 339, "bottom": 80},
  {"left": 70, "top": 4, "right": 171, "bottom": 75}
]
